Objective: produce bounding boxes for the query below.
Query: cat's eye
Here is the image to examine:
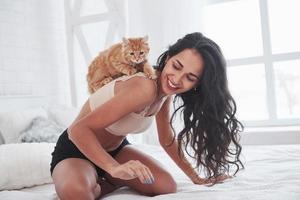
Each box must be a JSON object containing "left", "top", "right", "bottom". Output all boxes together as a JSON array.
[{"left": 140, "top": 51, "right": 144, "bottom": 55}]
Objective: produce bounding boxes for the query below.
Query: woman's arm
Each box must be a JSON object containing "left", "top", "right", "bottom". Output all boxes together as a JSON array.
[
  {"left": 156, "top": 97, "right": 231, "bottom": 185},
  {"left": 68, "top": 77, "right": 157, "bottom": 175},
  {"left": 155, "top": 97, "right": 206, "bottom": 184}
]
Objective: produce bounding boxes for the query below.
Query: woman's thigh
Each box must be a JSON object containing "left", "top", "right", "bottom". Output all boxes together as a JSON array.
[
  {"left": 52, "top": 158, "right": 101, "bottom": 200},
  {"left": 103, "top": 145, "right": 177, "bottom": 196}
]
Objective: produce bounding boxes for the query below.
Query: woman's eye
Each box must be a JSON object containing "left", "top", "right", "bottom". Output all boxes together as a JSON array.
[
  {"left": 173, "top": 64, "right": 179, "bottom": 70},
  {"left": 187, "top": 76, "right": 197, "bottom": 82},
  {"left": 130, "top": 52, "right": 134, "bottom": 55},
  {"left": 140, "top": 51, "right": 144, "bottom": 55}
]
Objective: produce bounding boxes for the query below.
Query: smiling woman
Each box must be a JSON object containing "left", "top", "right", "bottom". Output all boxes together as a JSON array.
[
  {"left": 50, "top": 32, "right": 243, "bottom": 199},
  {"left": 158, "top": 49, "right": 204, "bottom": 95},
  {"left": 154, "top": 32, "right": 244, "bottom": 181}
]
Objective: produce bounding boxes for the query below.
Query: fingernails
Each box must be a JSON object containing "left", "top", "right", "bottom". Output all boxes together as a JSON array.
[
  {"left": 150, "top": 177, "right": 154, "bottom": 184},
  {"left": 144, "top": 179, "right": 153, "bottom": 184}
]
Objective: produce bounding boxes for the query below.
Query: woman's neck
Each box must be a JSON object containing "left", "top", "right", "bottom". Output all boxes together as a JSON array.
[{"left": 155, "top": 73, "right": 168, "bottom": 100}]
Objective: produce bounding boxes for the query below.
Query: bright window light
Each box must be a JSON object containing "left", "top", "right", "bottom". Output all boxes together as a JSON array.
[
  {"left": 202, "top": 0, "right": 263, "bottom": 59},
  {"left": 202, "top": 0, "right": 300, "bottom": 126},
  {"left": 274, "top": 60, "right": 300, "bottom": 118},
  {"left": 268, "top": 0, "right": 300, "bottom": 54},
  {"left": 228, "top": 64, "right": 268, "bottom": 120}
]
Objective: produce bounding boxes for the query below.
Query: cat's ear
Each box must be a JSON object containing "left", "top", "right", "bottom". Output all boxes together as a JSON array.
[
  {"left": 142, "top": 35, "right": 148, "bottom": 42},
  {"left": 122, "top": 37, "right": 129, "bottom": 45}
]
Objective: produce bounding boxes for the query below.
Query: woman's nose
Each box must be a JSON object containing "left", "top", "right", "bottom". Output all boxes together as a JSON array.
[{"left": 172, "top": 75, "right": 182, "bottom": 86}]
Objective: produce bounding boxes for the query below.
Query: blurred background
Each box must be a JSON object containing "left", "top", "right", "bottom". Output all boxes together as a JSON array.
[{"left": 0, "top": 0, "right": 299, "bottom": 145}]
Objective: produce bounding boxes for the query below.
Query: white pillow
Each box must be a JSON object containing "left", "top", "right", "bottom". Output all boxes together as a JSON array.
[
  {"left": 18, "top": 117, "right": 64, "bottom": 143},
  {"left": 0, "top": 131, "right": 5, "bottom": 145},
  {"left": 0, "top": 143, "right": 55, "bottom": 190},
  {"left": 0, "top": 108, "right": 48, "bottom": 144},
  {"left": 45, "top": 105, "right": 79, "bottom": 128}
]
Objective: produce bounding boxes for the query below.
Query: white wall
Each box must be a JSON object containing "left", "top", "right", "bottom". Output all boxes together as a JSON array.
[{"left": 0, "top": 0, "right": 70, "bottom": 106}]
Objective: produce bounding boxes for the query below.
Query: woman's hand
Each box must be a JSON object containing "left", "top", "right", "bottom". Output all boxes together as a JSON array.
[
  {"left": 108, "top": 160, "right": 155, "bottom": 184},
  {"left": 191, "top": 174, "right": 231, "bottom": 185}
]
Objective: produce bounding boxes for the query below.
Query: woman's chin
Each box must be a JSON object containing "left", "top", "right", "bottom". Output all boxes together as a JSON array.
[
  {"left": 162, "top": 86, "right": 178, "bottom": 95},
  {"left": 160, "top": 77, "right": 180, "bottom": 95}
]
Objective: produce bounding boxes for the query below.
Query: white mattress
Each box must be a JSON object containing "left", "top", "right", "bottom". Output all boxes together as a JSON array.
[{"left": 1, "top": 144, "right": 300, "bottom": 200}]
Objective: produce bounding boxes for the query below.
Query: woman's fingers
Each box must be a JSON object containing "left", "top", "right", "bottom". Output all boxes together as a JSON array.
[
  {"left": 127, "top": 160, "right": 154, "bottom": 184},
  {"left": 216, "top": 174, "right": 231, "bottom": 182},
  {"left": 126, "top": 166, "right": 137, "bottom": 179},
  {"left": 143, "top": 166, "right": 155, "bottom": 183},
  {"left": 141, "top": 167, "right": 153, "bottom": 184}
]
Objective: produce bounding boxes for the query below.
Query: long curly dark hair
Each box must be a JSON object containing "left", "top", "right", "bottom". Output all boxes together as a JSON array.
[{"left": 154, "top": 32, "right": 244, "bottom": 182}]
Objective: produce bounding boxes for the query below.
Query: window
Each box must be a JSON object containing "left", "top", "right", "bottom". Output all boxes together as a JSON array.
[
  {"left": 274, "top": 60, "right": 300, "bottom": 119},
  {"left": 227, "top": 64, "right": 268, "bottom": 121},
  {"left": 202, "top": 0, "right": 300, "bottom": 127},
  {"left": 64, "top": 0, "right": 126, "bottom": 106}
]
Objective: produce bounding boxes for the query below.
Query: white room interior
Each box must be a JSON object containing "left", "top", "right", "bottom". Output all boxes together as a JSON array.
[{"left": 0, "top": 0, "right": 299, "bottom": 199}]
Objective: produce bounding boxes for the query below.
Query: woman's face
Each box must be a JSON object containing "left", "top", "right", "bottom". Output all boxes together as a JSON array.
[{"left": 159, "top": 48, "right": 204, "bottom": 96}]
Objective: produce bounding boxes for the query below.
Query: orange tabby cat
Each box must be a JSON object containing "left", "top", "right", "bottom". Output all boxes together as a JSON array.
[{"left": 87, "top": 36, "right": 156, "bottom": 94}]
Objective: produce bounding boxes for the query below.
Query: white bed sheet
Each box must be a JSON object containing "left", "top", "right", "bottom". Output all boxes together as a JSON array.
[{"left": 0, "top": 144, "right": 299, "bottom": 200}]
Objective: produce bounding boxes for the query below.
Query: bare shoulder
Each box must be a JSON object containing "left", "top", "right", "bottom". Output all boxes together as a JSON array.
[
  {"left": 116, "top": 75, "right": 158, "bottom": 103},
  {"left": 70, "top": 75, "right": 159, "bottom": 132}
]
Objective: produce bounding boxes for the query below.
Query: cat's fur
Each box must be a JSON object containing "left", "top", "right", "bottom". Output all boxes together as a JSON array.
[{"left": 87, "top": 36, "right": 156, "bottom": 94}]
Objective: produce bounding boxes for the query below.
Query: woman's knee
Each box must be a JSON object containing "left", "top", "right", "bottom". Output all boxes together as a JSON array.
[
  {"left": 152, "top": 171, "right": 177, "bottom": 195},
  {"left": 52, "top": 158, "right": 101, "bottom": 199},
  {"left": 56, "top": 180, "right": 100, "bottom": 200}
]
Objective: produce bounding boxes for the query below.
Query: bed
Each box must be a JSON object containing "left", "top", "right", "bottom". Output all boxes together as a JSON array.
[{"left": 0, "top": 97, "right": 300, "bottom": 200}]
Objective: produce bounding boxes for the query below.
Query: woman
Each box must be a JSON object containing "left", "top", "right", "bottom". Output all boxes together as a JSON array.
[{"left": 50, "top": 32, "right": 244, "bottom": 199}]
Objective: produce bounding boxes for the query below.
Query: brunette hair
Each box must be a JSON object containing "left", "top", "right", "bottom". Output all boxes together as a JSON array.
[{"left": 154, "top": 32, "right": 244, "bottom": 183}]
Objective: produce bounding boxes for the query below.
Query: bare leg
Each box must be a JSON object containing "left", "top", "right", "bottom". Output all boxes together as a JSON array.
[
  {"left": 52, "top": 158, "right": 101, "bottom": 200},
  {"left": 97, "top": 178, "right": 122, "bottom": 198},
  {"left": 102, "top": 145, "right": 177, "bottom": 197}
]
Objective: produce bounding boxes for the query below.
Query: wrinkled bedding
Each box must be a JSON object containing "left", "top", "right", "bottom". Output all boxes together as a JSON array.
[{"left": 1, "top": 144, "right": 299, "bottom": 200}]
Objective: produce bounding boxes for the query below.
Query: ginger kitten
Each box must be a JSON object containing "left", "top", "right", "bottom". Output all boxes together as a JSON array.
[{"left": 87, "top": 36, "right": 156, "bottom": 94}]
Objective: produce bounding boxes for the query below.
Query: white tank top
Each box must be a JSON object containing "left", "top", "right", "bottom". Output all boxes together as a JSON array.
[{"left": 88, "top": 72, "right": 167, "bottom": 136}]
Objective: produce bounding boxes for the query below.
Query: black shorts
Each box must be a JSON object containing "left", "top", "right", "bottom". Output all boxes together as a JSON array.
[{"left": 50, "top": 128, "right": 131, "bottom": 178}]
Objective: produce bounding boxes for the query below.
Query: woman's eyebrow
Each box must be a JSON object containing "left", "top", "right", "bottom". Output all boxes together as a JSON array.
[{"left": 176, "top": 59, "right": 199, "bottom": 79}]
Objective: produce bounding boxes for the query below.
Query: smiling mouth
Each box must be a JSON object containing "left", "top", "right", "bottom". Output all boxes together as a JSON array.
[{"left": 167, "top": 79, "right": 180, "bottom": 90}]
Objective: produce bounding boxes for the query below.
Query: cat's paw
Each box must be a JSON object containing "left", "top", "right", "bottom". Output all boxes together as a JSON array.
[
  {"left": 122, "top": 67, "right": 137, "bottom": 76},
  {"left": 101, "top": 77, "right": 113, "bottom": 85},
  {"left": 144, "top": 68, "right": 157, "bottom": 80},
  {"left": 92, "top": 77, "right": 113, "bottom": 91}
]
